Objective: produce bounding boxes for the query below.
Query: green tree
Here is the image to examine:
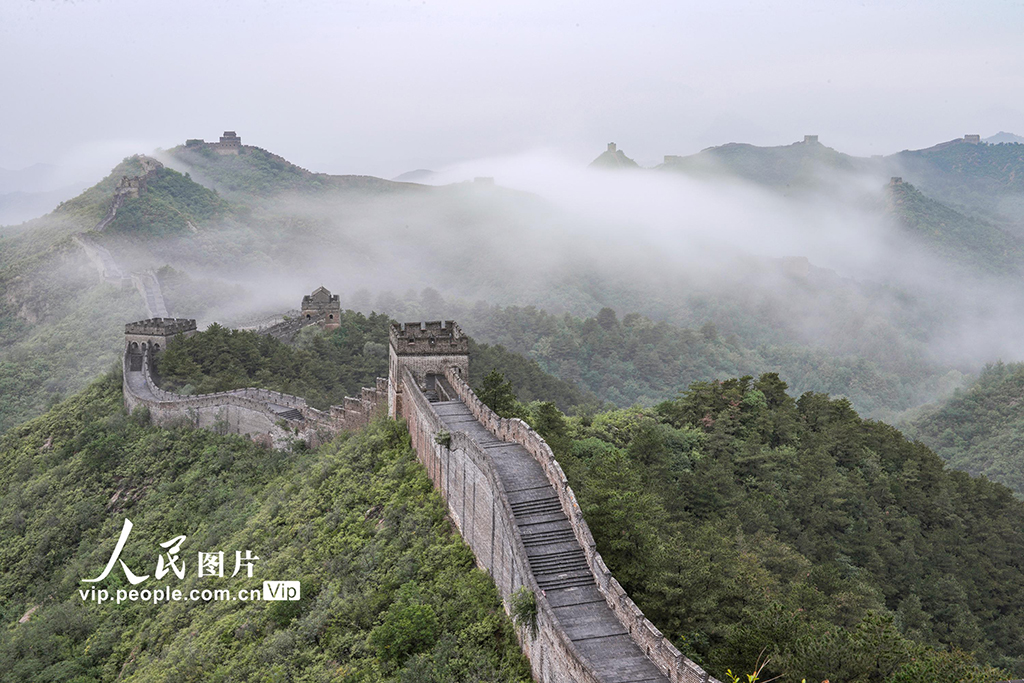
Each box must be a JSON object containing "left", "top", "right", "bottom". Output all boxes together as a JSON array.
[{"left": 478, "top": 370, "right": 520, "bottom": 418}]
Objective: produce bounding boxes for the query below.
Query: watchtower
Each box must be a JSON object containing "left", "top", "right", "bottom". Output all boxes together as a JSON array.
[
  {"left": 964, "top": 134, "right": 981, "bottom": 144},
  {"left": 607, "top": 142, "right": 617, "bottom": 153},
  {"left": 301, "top": 286, "right": 341, "bottom": 330},
  {"left": 215, "top": 131, "right": 242, "bottom": 155},
  {"left": 388, "top": 321, "right": 469, "bottom": 418},
  {"left": 803, "top": 135, "right": 819, "bottom": 144},
  {"left": 124, "top": 318, "right": 197, "bottom": 371}
]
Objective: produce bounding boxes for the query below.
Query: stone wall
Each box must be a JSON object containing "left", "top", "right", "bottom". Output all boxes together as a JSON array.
[
  {"left": 399, "top": 366, "right": 606, "bottom": 683},
  {"left": 258, "top": 314, "right": 323, "bottom": 342},
  {"left": 123, "top": 346, "right": 386, "bottom": 449},
  {"left": 436, "top": 365, "right": 719, "bottom": 683},
  {"left": 72, "top": 235, "right": 130, "bottom": 287},
  {"left": 94, "top": 157, "right": 164, "bottom": 231},
  {"left": 130, "top": 271, "right": 170, "bottom": 319}
]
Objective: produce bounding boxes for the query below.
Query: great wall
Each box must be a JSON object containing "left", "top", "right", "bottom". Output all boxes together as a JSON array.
[
  {"left": 92, "top": 131, "right": 719, "bottom": 681},
  {"left": 74, "top": 152, "right": 205, "bottom": 319},
  {"left": 63, "top": 129, "right": 1024, "bottom": 682},
  {"left": 122, "top": 311, "right": 720, "bottom": 683}
]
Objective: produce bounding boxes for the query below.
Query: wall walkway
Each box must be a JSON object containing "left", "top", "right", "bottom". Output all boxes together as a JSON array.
[
  {"left": 399, "top": 364, "right": 719, "bottom": 683},
  {"left": 131, "top": 270, "right": 169, "bottom": 318}
]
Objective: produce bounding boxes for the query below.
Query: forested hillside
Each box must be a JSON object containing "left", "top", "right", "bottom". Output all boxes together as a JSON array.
[
  {"left": 4, "top": 285, "right": 1024, "bottom": 682},
  {"left": 165, "top": 145, "right": 410, "bottom": 198},
  {"left": 481, "top": 370, "right": 1021, "bottom": 682},
  {"left": 894, "top": 140, "right": 1024, "bottom": 224},
  {"left": 102, "top": 167, "right": 228, "bottom": 238},
  {"left": 5, "top": 135, "right": 1015, "bottom": 437},
  {"left": 885, "top": 180, "right": 1023, "bottom": 273},
  {"left": 157, "top": 312, "right": 392, "bottom": 410},
  {"left": 659, "top": 138, "right": 872, "bottom": 190},
  {"left": 0, "top": 371, "right": 531, "bottom": 682},
  {"left": 447, "top": 303, "right": 959, "bottom": 420},
  {"left": 903, "top": 362, "right": 1024, "bottom": 497},
  {"left": 0, "top": 156, "right": 238, "bottom": 433}
]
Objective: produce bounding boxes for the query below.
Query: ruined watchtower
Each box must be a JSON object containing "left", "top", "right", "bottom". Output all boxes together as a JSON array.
[
  {"left": 124, "top": 318, "right": 197, "bottom": 371},
  {"left": 388, "top": 321, "right": 469, "bottom": 418},
  {"left": 301, "top": 286, "right": 341, "bottom": 330}
]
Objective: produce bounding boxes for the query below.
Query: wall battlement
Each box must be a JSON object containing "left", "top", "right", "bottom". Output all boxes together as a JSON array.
[
  {"left": 125, "top": 318, "right": 197, "bottom": 336},
  {"left": 389, "top": 320, "right": 468, "bottom": 354},
  {"left": 125, "top": 317, "right": 197, "bottom": 365},
  {"left": 391, "top": 323, "right": 718, "bottom": 682},
  {"left": 388, "top": 320, "right": 469, "bottom": 419}
]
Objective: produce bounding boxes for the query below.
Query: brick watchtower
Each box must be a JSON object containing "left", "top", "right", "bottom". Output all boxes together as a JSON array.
[
  {"left": 301, "top": 286, "right": 341, "bottom": 330},
  {"left": 388, "top": 321, "right": 469, "bottom": 418},
  {"left": 124, "top": 318, "right": 197, "bottom": 371}
]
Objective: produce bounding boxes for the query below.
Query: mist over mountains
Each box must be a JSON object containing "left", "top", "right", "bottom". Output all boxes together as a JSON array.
[
  {"left": 5, "top": 131, "right": 1024, "bottom": 679},
  {"left": 0, "top": 164, "right": 90, "bottom": 227},
  {"left": 3, "top": 131, "right": 1024, "bottom": 433}
]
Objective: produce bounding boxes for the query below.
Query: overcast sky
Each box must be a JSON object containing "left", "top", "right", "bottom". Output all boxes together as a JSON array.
[{"left": 2, "top": 0, "right": 1023, "bottom": 180}]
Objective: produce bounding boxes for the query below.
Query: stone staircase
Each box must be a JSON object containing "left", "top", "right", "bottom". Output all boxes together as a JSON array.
[{"left": 433, "top": 398, "right": 670, "bottom": 683}]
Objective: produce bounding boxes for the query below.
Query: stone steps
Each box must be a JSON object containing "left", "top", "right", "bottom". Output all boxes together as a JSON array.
[
  {"left": 521, "top": 526, "right": 577, "bottom": 548},
  {"left": 433, "top": 397, "right": 671, "bottom": 683},
  {"left": 509, "top": 496, "right": 563, "bottom": 517},
  {"left": 535, "top": 569, "right": 597, "bottom": 591}
]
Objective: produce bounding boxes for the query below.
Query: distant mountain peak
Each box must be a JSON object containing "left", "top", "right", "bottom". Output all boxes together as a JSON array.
[
  {"left": 984, "top": 131, "right": 1024, "bottom": 145},
  {"left": 393, "top": 169, "right": 436, "bottom": 183}
]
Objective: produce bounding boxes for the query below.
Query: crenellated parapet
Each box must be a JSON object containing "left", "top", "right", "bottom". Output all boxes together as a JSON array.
[{"left": 389, "top": 319, "right": 468, "bottom": 355}]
